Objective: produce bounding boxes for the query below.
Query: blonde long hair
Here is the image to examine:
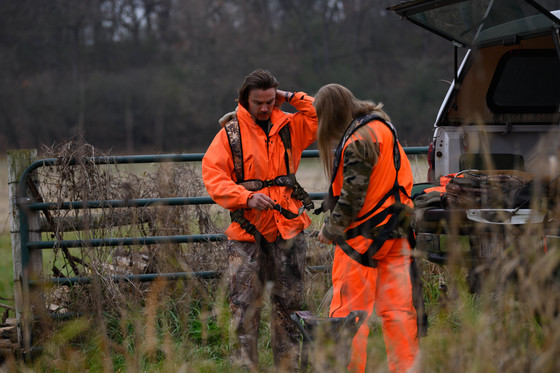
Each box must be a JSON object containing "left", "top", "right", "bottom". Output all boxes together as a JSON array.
[{"left": 314, "top": 83, "right": 391, "bottom": 179}]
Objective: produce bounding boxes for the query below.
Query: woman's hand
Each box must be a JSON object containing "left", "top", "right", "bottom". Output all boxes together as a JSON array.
[{"left": 317, "top": 223, "right": 332, "bottom": 244}]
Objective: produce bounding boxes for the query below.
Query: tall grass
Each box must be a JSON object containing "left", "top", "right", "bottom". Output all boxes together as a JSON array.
[{"left": 1, "top": 142, "right": 560, "bottom": 372}]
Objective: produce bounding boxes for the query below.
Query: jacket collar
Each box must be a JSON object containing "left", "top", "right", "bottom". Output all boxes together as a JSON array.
[{"left": 236, "top": 103, "right": 289, "bottom": 136}]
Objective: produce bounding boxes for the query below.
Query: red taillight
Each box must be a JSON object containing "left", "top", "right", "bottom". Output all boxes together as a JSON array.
[{"left": 427, "top": 142, "right": 435, "bottom": 182}]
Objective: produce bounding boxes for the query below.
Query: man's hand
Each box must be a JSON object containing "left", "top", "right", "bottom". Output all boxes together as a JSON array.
[
  {"left": 275, "top": 89, "right": 293, "bottom": 107},
  {"left": 247, "top": 193, "right": 275, "bottom": 211},
  {"left": 275, "top": 89, "right": 286, "bottom": 107}
]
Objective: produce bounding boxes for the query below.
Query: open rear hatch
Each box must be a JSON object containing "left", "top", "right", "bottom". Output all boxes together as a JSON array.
[
  {"left": 387, "top": 0, "right": 560, "bottom": 49},
  {"left": 387, "top": 0, "right": 560, "bottom": 164}
]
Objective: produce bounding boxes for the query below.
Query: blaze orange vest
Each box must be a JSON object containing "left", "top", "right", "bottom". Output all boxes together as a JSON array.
[{"left": 327, "top": 114, "right": 415, "bottom": 267}]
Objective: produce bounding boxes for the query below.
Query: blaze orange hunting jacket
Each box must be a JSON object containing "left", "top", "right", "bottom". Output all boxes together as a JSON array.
[{"left": 202, "top": 92, "right": 317, "bottom": 242}]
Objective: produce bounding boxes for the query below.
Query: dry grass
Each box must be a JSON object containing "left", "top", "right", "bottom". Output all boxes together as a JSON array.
[
  {"left": 2, "top": 139, "right": 560, "bottom": 372},
  {"left": 28, "top": 139, "right": 229, "bottom": 315}
]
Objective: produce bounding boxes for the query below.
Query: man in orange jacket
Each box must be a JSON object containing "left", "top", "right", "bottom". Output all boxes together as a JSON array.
[{"left": 202, "top": 69, "right": 317, "bottom": 371}]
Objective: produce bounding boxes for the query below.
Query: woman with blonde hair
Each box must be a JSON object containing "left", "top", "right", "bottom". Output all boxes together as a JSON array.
[{"left": 314, "top": 83, "right": 423, "bottom": 373}]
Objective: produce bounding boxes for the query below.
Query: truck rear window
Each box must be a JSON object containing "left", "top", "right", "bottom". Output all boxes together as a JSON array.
[{"left": 487, "top": 49, "right": 560, "bottom": 113}]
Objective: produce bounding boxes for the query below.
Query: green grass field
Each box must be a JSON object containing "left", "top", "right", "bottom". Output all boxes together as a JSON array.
[
  {"left": 0, "top": 156, "right": 13, "bottom": 307},
  {"left": 0, "top": 234, "right": 13, "bottom": 304}
]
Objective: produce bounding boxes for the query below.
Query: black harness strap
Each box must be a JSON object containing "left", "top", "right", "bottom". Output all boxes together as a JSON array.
[
  {"left": 278, "top": 125, "right": 314, "bottom": 210},
  {"left": 230, "top": 209, "right": 268, "bottom": 245},
  {"left": 278, "top": 124, "right": 294, "bottom": 175}
]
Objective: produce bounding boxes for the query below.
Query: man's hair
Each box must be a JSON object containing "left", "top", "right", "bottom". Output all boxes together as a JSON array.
[{"left": 238, "top": 69, "right": 279, "bottom": 108}]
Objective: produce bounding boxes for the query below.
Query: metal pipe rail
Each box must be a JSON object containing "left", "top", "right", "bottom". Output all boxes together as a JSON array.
[
  {"left": 17, "top": 148, "right": 428, "bottom": 271},
  {"left": 32, "top": 265, "right": 331, "bottom": 286}
]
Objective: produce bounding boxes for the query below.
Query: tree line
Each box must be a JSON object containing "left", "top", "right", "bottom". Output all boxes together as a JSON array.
[{"left": 0, "top": 0, "right": 455, "bottom": 154}]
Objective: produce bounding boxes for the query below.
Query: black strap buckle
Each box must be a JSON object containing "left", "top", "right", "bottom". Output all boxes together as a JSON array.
[{"left": 239, "top": 220, "right": 256, "bottom": 235}]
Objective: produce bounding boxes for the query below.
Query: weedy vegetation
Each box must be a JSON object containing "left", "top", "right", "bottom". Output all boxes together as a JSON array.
[{"left": 0, "top": 139, "right": 559, "bottom": 372}]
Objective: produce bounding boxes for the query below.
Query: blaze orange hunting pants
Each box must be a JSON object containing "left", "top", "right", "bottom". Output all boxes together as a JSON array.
[{"left": 329, "top": 238, "right": 419, "bottom": 373}]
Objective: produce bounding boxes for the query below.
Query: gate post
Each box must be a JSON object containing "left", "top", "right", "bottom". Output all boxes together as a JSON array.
[{"left": 8, "top": 149, "right": 43, "bottom": 354}]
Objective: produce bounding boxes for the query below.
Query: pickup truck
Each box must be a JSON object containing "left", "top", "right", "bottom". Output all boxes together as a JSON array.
[{"left": 388, "top": 0, "right": 560, "bottom": 290}]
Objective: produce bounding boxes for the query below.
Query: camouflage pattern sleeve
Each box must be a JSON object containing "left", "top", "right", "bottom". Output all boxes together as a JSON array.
[{"left": 322, "top": 140, "right": 375, "bottom": 241}]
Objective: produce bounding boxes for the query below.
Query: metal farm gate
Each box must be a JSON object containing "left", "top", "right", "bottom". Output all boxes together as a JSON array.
[{"left": 8, "top": 147, "right": 428, "bottom": 356}]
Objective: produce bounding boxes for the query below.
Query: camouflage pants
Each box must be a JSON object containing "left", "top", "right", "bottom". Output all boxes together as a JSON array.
[{"left": 228, "top": 232, "right": 307, "bottom": 372}]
